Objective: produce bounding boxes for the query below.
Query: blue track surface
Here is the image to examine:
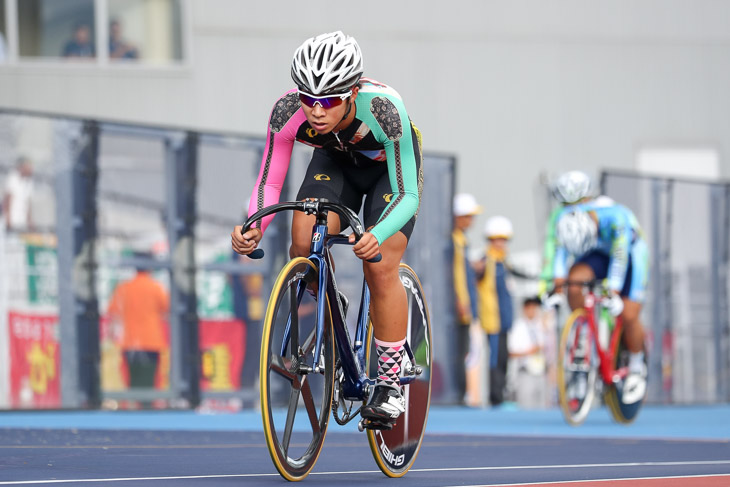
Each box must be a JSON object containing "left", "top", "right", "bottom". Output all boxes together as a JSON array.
[
  {"left": 0, "top": 404, "right": 728, "bottom": 439},
  {"left": 0, "top": 405, "right": 728, "bottom": 486}
]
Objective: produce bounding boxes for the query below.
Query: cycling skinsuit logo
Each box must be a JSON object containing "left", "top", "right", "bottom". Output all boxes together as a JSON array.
[
  {"left": 314, "top": 174, "right": 330, "bottom": 181},
  {"left": 383, "top": 193, "right": 393, "bottom": 203},
  {"left": 306, "top": 128, "right": 318, "bottom": 138}
]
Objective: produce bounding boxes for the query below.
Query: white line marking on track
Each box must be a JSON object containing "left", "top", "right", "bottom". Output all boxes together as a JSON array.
[{"left": 0, "top": 460, "right": 728, "bottom": 484}]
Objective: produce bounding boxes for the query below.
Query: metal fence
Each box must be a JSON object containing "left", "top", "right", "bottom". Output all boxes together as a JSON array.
[
  {"left": 601, "top": 169, "right": 730, "bottom": 404},
  {"left": 0, "top": 110, "right": 456, "bottom": 410}
]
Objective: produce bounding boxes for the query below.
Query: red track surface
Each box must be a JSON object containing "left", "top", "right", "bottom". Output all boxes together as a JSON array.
[{"left": 496, "top": 474, "right": 730, "bottom": 486}]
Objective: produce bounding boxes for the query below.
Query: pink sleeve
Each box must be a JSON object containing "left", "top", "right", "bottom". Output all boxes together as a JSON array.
[{"left": 248, "top": 92, "right": 307, "bottom": 235}]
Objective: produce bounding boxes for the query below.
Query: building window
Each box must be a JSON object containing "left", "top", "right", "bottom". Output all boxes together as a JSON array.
[
  {"left": 637, "top": 147, "right": 720, "bottom": 180},
  {"left": 108, "top": 0, "right": 183, "bottom": 64},
  {"left": 18, "top": 0, "right": 96, "bottom": 59}
]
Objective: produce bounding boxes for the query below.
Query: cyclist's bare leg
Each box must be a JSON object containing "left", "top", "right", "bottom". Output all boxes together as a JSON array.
[
  {"left": 363, "top": 231, "right": 408, "bottom": 342},
  {"left": 566, "top": 263, "right": 594, "bottom": 310},
  {"left": 620, "top": 299, "right": 645, "bottom": 353},
  {"left": 361, "top": 231, "right": 408, "bottom": 425},
  {"left": 290, "top": 208, "right": 342, "bottom": 258}
]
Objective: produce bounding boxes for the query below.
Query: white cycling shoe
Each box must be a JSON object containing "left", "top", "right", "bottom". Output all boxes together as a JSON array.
[
  {"left": 361, "top": 385, "right": 406, "bottom": 423},
  {"left": 622, "top": 365, "right": 647, "bottom": 405}
]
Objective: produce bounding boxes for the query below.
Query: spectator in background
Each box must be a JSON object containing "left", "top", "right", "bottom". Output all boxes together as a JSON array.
[
  {"left": 107, "top": 252, "right": 169, "bottom": 399},
  {"left": 451, "top": 193, "right": 482, "bottom": 405},
  {"left": 475, "top": 216, "right": 515, "bottom": 406},
  {"left": 109, "top": 19, "right": 138, "bottom": 60},
  {"left": 62, "top": 23, "right": 95, "bottom": 58},
  {"left": 2, "top": 156, "right": 34, "bottom": 232},
  {"left": 508, "top": 297, "right": 548, "bottom": 409}
]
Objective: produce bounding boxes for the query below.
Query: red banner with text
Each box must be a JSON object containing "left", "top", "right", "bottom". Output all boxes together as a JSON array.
[
  {"left": 199, "top": 319, "right": 245, "bottom": 391},
  {"left": 8, "top": 311, "right": 61, "bottom": 408}
]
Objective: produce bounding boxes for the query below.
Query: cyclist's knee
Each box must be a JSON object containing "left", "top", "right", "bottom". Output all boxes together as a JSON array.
[
  {"left": 621, "top": 300, "right": 642, "bottom": 322},
  {"left": 289, "top": 231, "right": 312, "bottom": 258},
  {"left": 364, "top": 261, "right": 399, "bottom": 293},
  {"left": 289, "top": 240, "right": 309, "bottom": 259}
]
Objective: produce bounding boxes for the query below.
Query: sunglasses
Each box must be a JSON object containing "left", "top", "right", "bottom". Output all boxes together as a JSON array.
[{"left": 298, "top": 90, "right": 352, "bottom": 109}]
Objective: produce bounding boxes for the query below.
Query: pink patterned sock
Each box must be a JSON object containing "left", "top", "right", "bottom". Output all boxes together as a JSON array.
[{"left": 375, "top": 337, "right": 406, "bottom": 388}]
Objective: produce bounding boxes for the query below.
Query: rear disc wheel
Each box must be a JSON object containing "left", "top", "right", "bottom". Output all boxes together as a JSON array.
[
  {"left": 605, "top": 327, "right": 647, "bottom": 424},
  {"left": 366, "top": 264, "right": 432, "bottom": 477}
]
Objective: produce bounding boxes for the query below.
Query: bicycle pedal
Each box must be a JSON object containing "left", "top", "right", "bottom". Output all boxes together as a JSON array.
[{"left": 358, "top": 418, "right": 394, "bottom": 431}]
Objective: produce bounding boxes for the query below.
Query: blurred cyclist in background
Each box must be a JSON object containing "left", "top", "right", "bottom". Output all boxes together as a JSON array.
[
  {"left": 553, "top": 200, "right": 649, "bottom": 404},
  {"left": 538, "top": 170, "right": 613, "bottom": 298},
  {"left": 231, "top": 31, "right": 422, "bottom": 426}
]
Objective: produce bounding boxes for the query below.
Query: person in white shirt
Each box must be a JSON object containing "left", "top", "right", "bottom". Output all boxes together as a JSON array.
[
  {"left": 507, "top": 296, "right": 548, "bottom": 409},
  {"left": 3, "top": 157, "right": 35, "bottom": 231}
]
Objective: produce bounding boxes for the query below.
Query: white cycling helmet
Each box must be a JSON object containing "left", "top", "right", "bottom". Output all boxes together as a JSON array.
[
  {"left": 552, "top": 170, "right": 592, "bottom": 204},
  {"left": 485, "top": 216, "right": 513, "bottom": 240},
  {"left": 556, "top": 209, "right": 597, "bottom": 255},
  {"left": 291, "top": 31, "right": 364, "bottom": 95}
]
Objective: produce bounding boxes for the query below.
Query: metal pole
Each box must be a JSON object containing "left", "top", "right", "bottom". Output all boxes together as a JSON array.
[
  {"left": 55, "top": 119, "right": 101, "bottom": 408},
  {"left": 724, "top": 184, "right": 730, "bottom": 402},
  {"left": 649, "top": 178, "right": 662, "bottom": 403},
  {"left": 710, "top": 184, "right": 730, "bottom": 402},
  {"left": 651, "top": 178, "right": 673, "bottom": 404},
  {"left": 165, "top": 131, "right": 200, "bottom": 408}
]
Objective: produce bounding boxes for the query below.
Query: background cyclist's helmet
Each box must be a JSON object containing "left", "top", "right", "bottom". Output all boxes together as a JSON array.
[
  {"left": 291, "top": 31, "right": 364, "bottom": 96},
  {"left": 552, "top": 170, "right": 592, "bottom": 205},
  {"left": 556, "top": 209, "right": 597, "bottom": 256},
  {"left": 484, "top": 216, "right": 513, "bottom": 240}
]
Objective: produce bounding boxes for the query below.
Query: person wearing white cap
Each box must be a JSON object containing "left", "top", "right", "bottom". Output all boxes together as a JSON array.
[
  {"left": 475, "top": 215, "right": 514, "bottom": 406},
  {"left": 451, "top": 193, "right": 482, "bottom": 405}
]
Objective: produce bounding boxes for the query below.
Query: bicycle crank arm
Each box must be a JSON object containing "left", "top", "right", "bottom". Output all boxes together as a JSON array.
[{"left": 358, "top": 418, "right": 394, "bottom": 432}]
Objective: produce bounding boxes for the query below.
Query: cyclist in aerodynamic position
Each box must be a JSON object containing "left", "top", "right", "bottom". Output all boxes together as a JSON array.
[
  {"left": 553, "top": 199, "right": 649, "bottom": 404},
  {"left": 231, "top": 31, "right": 423, "bottom": 426},
  {"left": 538, "top": 170, "right": 614, "bottom": 298}
]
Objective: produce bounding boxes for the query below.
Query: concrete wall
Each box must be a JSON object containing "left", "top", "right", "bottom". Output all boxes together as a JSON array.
[{"left": 2, "top": 0, "right": 730, "bottom": 253}]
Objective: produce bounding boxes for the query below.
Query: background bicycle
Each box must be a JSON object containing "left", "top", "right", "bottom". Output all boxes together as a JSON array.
[{"left": 552, "top": 280, "right": 648, "bottom": 426}]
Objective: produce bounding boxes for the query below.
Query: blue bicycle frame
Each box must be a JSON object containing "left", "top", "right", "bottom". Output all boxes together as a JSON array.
[{"left": 245, "top": 199, "right": 417, "bottom": 405}]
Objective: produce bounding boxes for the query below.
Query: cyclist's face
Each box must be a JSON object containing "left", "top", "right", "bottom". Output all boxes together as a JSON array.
[{"left": 301, "top": 87, "right": 359, "bottom": 134}]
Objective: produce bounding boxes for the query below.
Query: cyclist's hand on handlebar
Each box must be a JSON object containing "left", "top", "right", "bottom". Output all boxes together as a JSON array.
[
  {"left": 603, "top": 292, "right": 624, "bottom": 317},
  {"left": 349, "top": 231, "right": 380, "bottom": 262},
  {"left": 231, "top": 226, "right": 262, "bottom": 255}
]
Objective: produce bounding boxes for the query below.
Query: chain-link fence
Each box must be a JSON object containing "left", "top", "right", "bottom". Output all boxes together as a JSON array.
[
  {"left": 601, "top": 169, "right": 730, "bottom": 404},
  {"left": 0, "top": 110, "right": 456, "bottom": 410}
]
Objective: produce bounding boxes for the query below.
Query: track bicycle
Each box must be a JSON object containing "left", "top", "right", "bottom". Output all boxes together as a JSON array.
[
  {"left": 551, "top": 280, "right": 647, "bottom": 426},
  {"left": 241, "top": 199, "right": 432, "bottom": 481}
]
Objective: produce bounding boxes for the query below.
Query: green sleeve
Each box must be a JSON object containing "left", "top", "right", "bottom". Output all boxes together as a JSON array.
[
  {"left": 359, "top": 94, "right": 420, "bottom": 244},
  {"left": 538, "top": 206, "right": 562, "bottom": 295}
]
